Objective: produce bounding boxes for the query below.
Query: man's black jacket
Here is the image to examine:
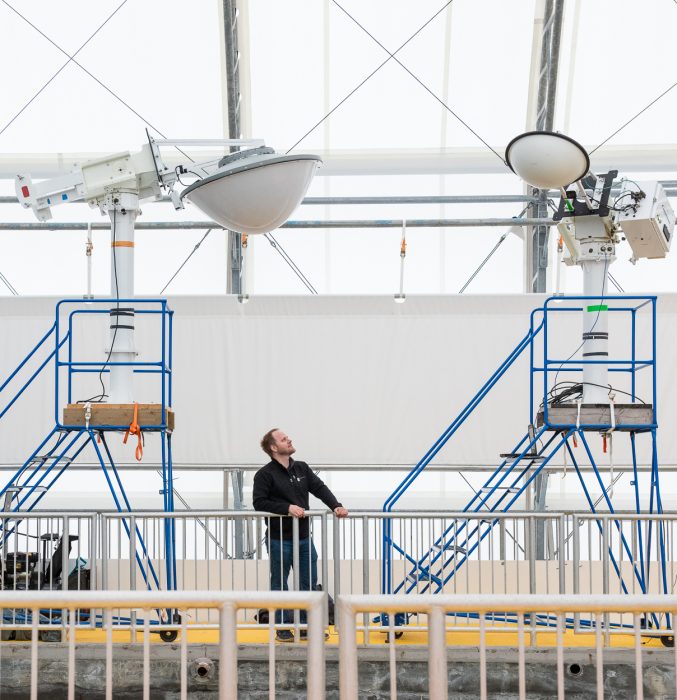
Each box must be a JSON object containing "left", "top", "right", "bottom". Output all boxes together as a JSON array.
[{"left": 252, "top": 458, "right": 342, "bottom": 540}]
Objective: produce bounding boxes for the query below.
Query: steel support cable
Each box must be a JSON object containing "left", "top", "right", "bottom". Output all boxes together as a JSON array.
[
  {"left": 589, "top": 78, "right": 677, "bottom": 155},
  {"left": 330, "top": 0, "right": 507, "bottom": 166},
  {"left": 159, "top": 229, "right": 213, "bottom": 295},
  {"left": 286, "top": 0, "right": 455, "bottom": 153},
  {"left": 0, "top": 0, "right": 199, "bottom": 168},
  {"left": 0, "top": 269, "right": 18, "bottom": 296},
  {"left": 0, "top": 0, "right": 131, "bottom": 139},
  {"left": 458, "top": 232, "right": 509, "bottom": 293},
  {"left": 263, "top": 233, "right": 318, "bottom": 294},
  {"left": 607, "top": 272, "right": 625, "bottom": 294},
  {"left": 458, "top": 205, "right": 528, "bottom": 293},
  {"left": 3, "top": 2, "right": 312, "bottom": 293}
]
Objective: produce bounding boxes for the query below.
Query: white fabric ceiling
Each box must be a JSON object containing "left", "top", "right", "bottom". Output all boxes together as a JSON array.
[{"left": 0, "top": 0, "right": 675, "bottom": 298}]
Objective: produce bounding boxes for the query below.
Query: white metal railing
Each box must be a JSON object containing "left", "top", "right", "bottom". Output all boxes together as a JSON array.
[
  {"left": 0, "top": 590, "right": 325, "bottom": 700},
  {"left": 2, "top": 587, "right": 677, "bottom": 699},
  {"left": 3, "top": 510, "right": 677, "bottom": 606},
  {"left": 337, "top": 593, "right": 677, "bottom": 700}
]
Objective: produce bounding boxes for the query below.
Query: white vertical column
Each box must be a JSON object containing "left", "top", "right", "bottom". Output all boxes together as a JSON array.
[
  {"left": 106, "top": 191, "right": 139, "bottom": 404},
  {"left": 581, "top": 257, "right": 610, "bottom": 404}
]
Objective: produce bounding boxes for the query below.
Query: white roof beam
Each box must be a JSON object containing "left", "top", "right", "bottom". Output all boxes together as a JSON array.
[{"left": 2, "top": 145, "right": 677, "bottom": 179}]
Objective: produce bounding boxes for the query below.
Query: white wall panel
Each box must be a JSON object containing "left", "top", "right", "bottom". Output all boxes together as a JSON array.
[{"left": 0, "top": 294, "right": 675, "bottom": 482}]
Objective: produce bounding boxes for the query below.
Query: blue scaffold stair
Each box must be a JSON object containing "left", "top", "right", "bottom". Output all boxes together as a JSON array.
[
  {"left": 0, "top": 299, "right": 176, "bottom": 597},
  {"left": 387, "top": 424, "right": 565, "bottom": 596},
  {"left": 382, "top": 296, "right": 667, "bottom": 621}
]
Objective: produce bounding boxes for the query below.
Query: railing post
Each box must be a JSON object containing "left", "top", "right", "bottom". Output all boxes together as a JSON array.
[
  {"left": 602, "top": 517, "right": 610, "bottom": 641},
  {"left": 129, "top": 515, "right": 137, "bottom": 637},
  {"left": 333, "top": 514, "right": 341, "bottom": 618},
  {"left": 61, "top": 515, "right": 69, "bottom": 641},
  {"left": 101, "top": 514, "right": 108, "bottom": 590},
  {"left": 293, "top": 517, "right": 300, "bottom": 631},
  {"left": 338, "top": 597, "right": 357, "bottom": 700},
  {"left": 219, "top": 602, "right": 237, "bottom": 699},
  {"left": 558, "top": 514, "right": 566, "bottom": 594},
  {"left": 573, "top": 514, "right": 580, "bottom": 630},
  {"left": 321, "top": 512, "right": 329, "bottom": 627},
  {"left": 362, "top": 515, "right": 370, "bottom": 638},
  {"left": 428, "top": 605, "right": 448, "bottom": 700},
  {"left": 61, "top": 515, "right": 70, "bottom": 591},
  {"left": 307, "top": 595, "right": 326, "bottom": 699},
  {"left": 528, "top": 516, "right": 536, "bottom": 594}
]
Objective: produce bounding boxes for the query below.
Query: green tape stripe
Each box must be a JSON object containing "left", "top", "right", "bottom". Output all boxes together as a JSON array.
[{"left": 587, "top": 304, "right": 608, "bottom": 312}]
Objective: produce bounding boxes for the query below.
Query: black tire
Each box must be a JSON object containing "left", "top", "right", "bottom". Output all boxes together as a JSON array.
[
  {"left": 661, "top": 635, "right": 675, "bottom": 648},
  {"left": 159, "top": 629, "right": 178, "bottom": 643},
  {"left": 38, "top": 630, "right": 61, "bottom": 643},
  {"left": 383, "top": 630, "right": 404, "bottom": 642}
]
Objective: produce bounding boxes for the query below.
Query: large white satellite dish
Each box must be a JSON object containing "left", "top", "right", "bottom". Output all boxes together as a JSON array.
[
  {"left": 181, "top": 147, "right": 322, "bottom": 234},
  {"left": 505, "top": 131, "right": 589, "bottom": 189}
]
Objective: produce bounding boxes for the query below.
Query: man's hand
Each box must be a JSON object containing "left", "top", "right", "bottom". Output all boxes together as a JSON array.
[
  {"left": 288, "top": 504, "right": 305, "bottom": 518},
  {"left": 334, "top": 506, "right": 349, "bottom": 518}
]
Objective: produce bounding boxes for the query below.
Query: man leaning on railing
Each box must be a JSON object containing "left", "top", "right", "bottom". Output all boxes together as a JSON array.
[{"left": 253, "top": 428, "right": 348, "bottom": 642}]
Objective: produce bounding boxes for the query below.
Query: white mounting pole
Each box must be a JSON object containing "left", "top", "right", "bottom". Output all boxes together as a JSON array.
[
  {"left": 394, "top": 221, "right": 407, "bottom": 302},
  {"left": 104, "top": 191, "right": 139, "bottom": 404},
  {"left": 581, "top": 259, "right": 609, "bottom": 403},
  {"left": 85, "top": 223, "right": 93, "bottom": 299},
  {"left": 577, "top": 219, "right": 615, "bottom": 404}
]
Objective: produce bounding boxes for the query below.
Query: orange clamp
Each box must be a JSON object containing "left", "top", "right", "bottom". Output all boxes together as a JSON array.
[{"left": 123, "top": 402, "right": 143, "bottom": 461}]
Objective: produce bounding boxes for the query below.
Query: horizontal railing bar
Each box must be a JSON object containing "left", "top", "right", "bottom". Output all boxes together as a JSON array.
[
  {"left": 339, "top": 593, "right": 677, "bottom": 614},
  {"left": 0, "top": 218, "right": 554, "bottom": 231},
  {"left": 0, "top": 590, "right": 324, "bottom": 610},
  {"left": 9, "top": 509, "right": 673, "bottom": 520},
  {"left": 0, "top": 462, "right": 669, "bottom": 472}
]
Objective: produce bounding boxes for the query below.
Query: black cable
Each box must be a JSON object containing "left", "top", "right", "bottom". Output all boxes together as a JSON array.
[
  {"left": 0, "top": 0, "right": 130, "bottom": 139},
  {"left": 80, "top": 208, "right": 119, "bottom": 403},
  {"left": 264, "top": 233, "right": 318, "bottom": 294},
  {"left": 589, "top": 78, "right": 677, "bottom": 155},
  {"left": 330, "top": 0, "right": 507, "bottom": 166},
  {"left": 174, "top": 166, "right": 194, "bottom": 187},
  {"left": 286, "top": 0, "right": 455, "bottom": 154},
  {"left": 160, "top": 229, "right": 213, "bottom": 295},
  {"left": 544, "top": 380, "right": 645, "bottom": 407}
]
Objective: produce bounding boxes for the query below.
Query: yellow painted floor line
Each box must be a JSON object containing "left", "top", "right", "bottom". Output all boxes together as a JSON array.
[{"left": 1, "top": 625, "right": 670, "bottom": 648}]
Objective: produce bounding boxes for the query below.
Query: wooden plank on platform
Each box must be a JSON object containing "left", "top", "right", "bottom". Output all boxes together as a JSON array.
[{"left": 63, "top": 403, "right": 175, "bottom": 431}]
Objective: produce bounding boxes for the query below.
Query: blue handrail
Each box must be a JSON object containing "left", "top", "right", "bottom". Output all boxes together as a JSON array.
[
  {"left": 383, "top": 322, "right": 543, "bottom": 512},
  {"left": 382, "top": 294, "right": 663, "bottom": 606}
]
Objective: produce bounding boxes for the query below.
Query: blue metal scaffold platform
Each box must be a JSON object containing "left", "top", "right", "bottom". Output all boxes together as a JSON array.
[
  {"left": 0, "top": 298, "right": 177, "bottom": 606},
  {"left": 383, "top": 294, "right": 669, "bottom": 635}
]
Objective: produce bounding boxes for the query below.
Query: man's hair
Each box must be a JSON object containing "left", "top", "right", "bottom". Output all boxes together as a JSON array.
[{"left": 260, "top": 428, "right": 279, "bottom": 458}]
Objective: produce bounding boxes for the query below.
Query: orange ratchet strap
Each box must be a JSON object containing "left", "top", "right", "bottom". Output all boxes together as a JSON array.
[{"left": 123, "top": 402, "right": 143, "bottom": 461}]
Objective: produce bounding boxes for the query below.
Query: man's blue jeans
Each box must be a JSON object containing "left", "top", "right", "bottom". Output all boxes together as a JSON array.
[{"left": 268, "top": 537, "right": 318, "bottom": 624}]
